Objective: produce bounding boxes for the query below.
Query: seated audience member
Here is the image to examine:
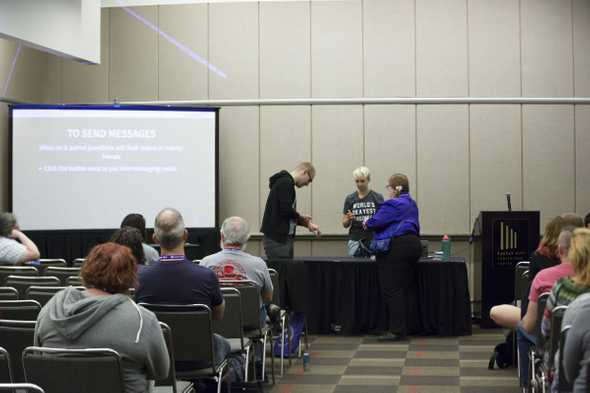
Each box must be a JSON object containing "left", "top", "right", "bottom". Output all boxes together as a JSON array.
[
  {"left": 562, "top": 292, "right": 590, "bottom": 393},
  {"left": 513, "top": 228, "right": 577, "bottom": 386},
  {"left": 201, "top": 216, "right": 273, "bottom": 324},
  {"left": 111, "top": 226, "right": 148, "bottom": 273},
  {"left": 0, "top": 212, "right": 40, "bottom": 265},
  {"left": 585, "top": 212, "right": 590, "bottom": 229},
  {"left": 135, "top": 208, "right": 230, "bottom": 366},
  {"left": 121, "top": 213, "right": 159, "bottom": 265},
  {"left": 541, "top": 228, "right": 590, "bottom": 346},
  {"left": 35, "top": 243, "right": 169, "bottom": 393}
]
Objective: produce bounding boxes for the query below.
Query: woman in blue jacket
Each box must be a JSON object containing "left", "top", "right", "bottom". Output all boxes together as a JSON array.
[{"left": 364, "top": 173, "right": 421, "bottom": 341}]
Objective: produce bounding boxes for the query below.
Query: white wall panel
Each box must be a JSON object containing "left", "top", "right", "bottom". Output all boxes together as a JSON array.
[
  {"left": 62, "top": 9, "right": 110, "bottom": 103},
  {"left": 417, "top": 106, "right": 469, "bottom": 234},
  {"left": 260, "top": 1, "right": 310, "bottom": 98},
  {"left": 110, "top": 6, "right": 158, "bottom": 100},
  {"left": 416, "top": 0, "right": 468, "bottom": 96},
  {"left": 260, "top": 106, "right": 312, "bottom": 235},
  {"left": 468, "top": 0, "right": 520, "bottom": 96},
  {"left": 209, "top": 2, "right": 258, "bottom": 99},
  {"left": 311, "top": 0, "right": 362, "bottom": 97},
  {"left": 158, "top": 4, "right": 208, "bottom": 100},
  {"left": 573, "top": 0, "right": 590, "bottom": 96},
  {"left": 312, "top": 106, "right": 364, "bottom": 234},
  {"left": 364, "top": 105, "right": 416, "bottom": 200},
  {"left": 218, "top": 106, "right": 260, "bottom": 229},
  {"left": 521, "top": 0, "right": 573, "bottom": 97},
  {"left": 523, "top": 106, "right": 575, "bottom": 227},
  {"left": 470, "top": 105, "right": 522, "bottom": 222},
  {"left": 363, "top": 0, "right": 414, "bottom": 97},
  {"left": 576, "top": 106, "right": 590, "bottom": 217}
]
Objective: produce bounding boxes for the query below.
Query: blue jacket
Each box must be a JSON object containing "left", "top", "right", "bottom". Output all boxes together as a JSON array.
[{"left": 365, "top": 193, "right": 420, "bottom": 240}]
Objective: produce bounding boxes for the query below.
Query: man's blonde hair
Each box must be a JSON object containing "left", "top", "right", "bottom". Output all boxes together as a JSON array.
[
  {"left": 295, "top": 162, "right": 316, "bottom": 180},
  {"left": 352, "top": 166, "right": 371, "bottom": 180}
]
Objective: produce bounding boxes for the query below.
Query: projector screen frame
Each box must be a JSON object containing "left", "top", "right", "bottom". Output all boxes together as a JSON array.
[{"left": 9, "top": 103, "right": 220, "bottom": 234}]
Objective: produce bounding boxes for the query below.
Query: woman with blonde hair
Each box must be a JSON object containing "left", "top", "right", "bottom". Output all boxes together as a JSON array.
[{"left": 342, "top": 166, "right": 384, "bottom": 256}]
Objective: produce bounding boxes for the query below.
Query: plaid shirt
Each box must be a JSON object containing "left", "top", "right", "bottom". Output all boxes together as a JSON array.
[{"left": 541, "top": 277, "right": 590, "bottom": 341}]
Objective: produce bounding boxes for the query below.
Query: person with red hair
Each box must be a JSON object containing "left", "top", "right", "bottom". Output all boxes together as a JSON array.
[{"left": 35, "top": 243, "right": 169, "bottom": 393}]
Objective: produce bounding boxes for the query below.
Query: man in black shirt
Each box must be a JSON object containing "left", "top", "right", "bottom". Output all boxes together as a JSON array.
[{"left": 261, "top": 162, "right": 320, "bottom": 258}]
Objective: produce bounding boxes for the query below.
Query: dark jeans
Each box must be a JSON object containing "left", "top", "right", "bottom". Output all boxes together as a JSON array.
[
  {"left": 517, "top": 325, "right": 537, "bottom": 387},
  {"left": 263, "top": 236, "right": 294, "bottom": 258},
  {"left": 376, "top": 234, "right": 421, "bottom": 336}
]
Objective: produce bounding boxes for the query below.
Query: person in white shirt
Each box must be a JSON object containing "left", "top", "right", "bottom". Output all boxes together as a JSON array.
[{"left": 0, "top": 212, "right": 40, "bottom": 265}]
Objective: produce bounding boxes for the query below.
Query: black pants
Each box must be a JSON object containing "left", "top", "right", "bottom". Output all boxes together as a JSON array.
[{"left": 376, "top": 234, "right": 422, "bottom": 336}]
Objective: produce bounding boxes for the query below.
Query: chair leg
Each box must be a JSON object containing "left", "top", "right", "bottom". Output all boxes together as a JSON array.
[
  {"left": 269, "top": 332, "right": 276, "bottom": 384},
  {"left": 281, "top": 313, "right": 286, "bottom": 376},
  {"left": 245, "top": 345, "right": 250, "bottom": 382},
  {"left": 216, "top": 363, "right": 226, "bottom": 393},
  {"left": 262, "top": 330, "right": 267, "bottom": 382}
]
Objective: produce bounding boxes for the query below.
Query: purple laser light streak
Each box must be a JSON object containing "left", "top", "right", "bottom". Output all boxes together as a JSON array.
[
  {"left": 3, "top": 43, "right": 22, "bottom": 97},
  {"left": 116, "top": 0, "right": 227, "bottom": 79}
]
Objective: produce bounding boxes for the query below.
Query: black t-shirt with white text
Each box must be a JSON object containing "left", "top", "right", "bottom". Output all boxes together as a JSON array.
[{"left": 342, "top": 190, "right": 384, "bottom": 241}]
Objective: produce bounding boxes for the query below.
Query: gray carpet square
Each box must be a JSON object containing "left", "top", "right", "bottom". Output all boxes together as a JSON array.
[
  {"left": 405, "top": 358, "right": 460, "bottom": 367},
  {"left": 459, "top": 351, "right": 493, "bottom": 360},
  {"left": 344, "top": 366, "right": 403, "bottom": 375},
  {"left": 334, "top": 386, "right": 397, "bottom": 393},
  {"left": 311, "top": 357, "right": 353, "bottom": 366},
  {"left": 409, "top": 344, "right": 459, "bottom": 351},
  {"left": 355, "top": 351, "right": 407, "bottom": 359},
  {"left": 279, "top": 374, "right": 342, "bottom": 385},
  {"left": 311, "top": 343, "right": 359, "bottom": 351},
  {"left": 399, "top": 375, "right": 460, "bottom": 386},
  {"left": 461, "top": 387, "right": 521, "bottom": 393}
]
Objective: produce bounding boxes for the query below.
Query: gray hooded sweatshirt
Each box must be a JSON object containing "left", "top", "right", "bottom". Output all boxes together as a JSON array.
[{"left": 35, "top": 287, "right": 169, "bottom": 393}]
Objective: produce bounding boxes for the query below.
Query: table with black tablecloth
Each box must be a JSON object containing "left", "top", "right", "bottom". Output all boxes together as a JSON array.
[{"left": 266, "top": 256, "right": 471, "bottom": 336}]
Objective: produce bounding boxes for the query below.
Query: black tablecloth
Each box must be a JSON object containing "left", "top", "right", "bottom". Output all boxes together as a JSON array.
[{"left": 266, "top": 256, "right": 471, "bottom": 336}]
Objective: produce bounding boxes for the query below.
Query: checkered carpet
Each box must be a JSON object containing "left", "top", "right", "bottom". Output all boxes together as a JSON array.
[{"left": 264, "top": 326, "right": 520, "bottom": 393}]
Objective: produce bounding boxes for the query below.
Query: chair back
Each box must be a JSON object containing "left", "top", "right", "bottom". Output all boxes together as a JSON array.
[
  {"left": 0, "top": 300, "right": 41, "bottom": 321},
  {"left": 0, "top": 347, "right": 11, "bottom": 383},
  {"left": 0, "top": 383, "right": 45, "bottom": 392},
  {"left": 42, "top": 267, "right": 81, "bottom": 285},
  {"left": 156, "top": 322, "right": 177, "bottom": 393},
  {"left": 71, "top": 258, "right": 85, "bottom": 267},
  {"left": 0, "top": 267, "right": 37, "bottom": 286},
  {"left": 65, "top": 276, "right": 83, "bottom": 286},
  {"left": 4, "top": 276, "right": 61, "bottom": 299},
  {"left": 514, "top": 261, "right": 530, "bottom": 305},
  {"left": 0, "top": 288, "right": 18, "bottom": 301},
  {"left": 28, "top": 259, "right": 67, "bottom": 274},
  {"left": 558, "top": 324, "right": 572, "bottom": 393},
  {"left": 220, "top": 280, "right": 261, "bottom": 331},
  {"left": 25, "top": 287, "right": 73, "bottom": 307},
  {"left": 213, "top": 287, "right": 244, "bottom": 350},
  {"left": 23, "top": 346, "right": 125, "bottom": 393},
  {"left": 534, "top": 292, "right": 551, "bottom": 342},
  {"left": 139, "top": 303, "right": 216, "bottom": 373},
  {"left": 268, "top": 268, "right": 280, "bottom": 306},
  {"left": 192, "top": 260, "right": 201, "bottom": 264},
  {"left": 0, "top": 320, "right": 35, "bottom": 382},
  {"left": 549, "top": 305, "right": 568, "bottom": 364}
]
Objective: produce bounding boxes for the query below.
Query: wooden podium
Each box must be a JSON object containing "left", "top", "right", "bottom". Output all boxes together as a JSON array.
[{"left": 472, "top": 211, "right": 540, "bottom": 328}]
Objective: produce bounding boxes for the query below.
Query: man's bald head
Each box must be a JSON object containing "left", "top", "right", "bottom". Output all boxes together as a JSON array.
[{"left": 154, "top": 208, "right": 186, "bottom": 250}]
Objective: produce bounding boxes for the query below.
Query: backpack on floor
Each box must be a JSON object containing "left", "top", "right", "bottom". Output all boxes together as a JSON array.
[
  {"left": 273, "top": 311, "right": 305, "bottom": 358},
  {"left": 488, "top": 331, "right": 515, "bottom": 369}
]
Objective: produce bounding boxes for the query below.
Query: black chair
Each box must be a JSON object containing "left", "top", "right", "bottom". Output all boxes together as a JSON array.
[
  {"left": 528, "top": 292, "right": 551, "bottom": 391},
  {"left": 26, "top": 259, "right": 67, "bottom": 274},
  {"left": 0, "top": 383, "right": 45, "bottom": 392},
  {"left": 0, "top": 320, "right": 35, "bottom": 382},
  {"left": 0, "top": 300, "right": 41, "bottom": 321},
  {"left": 42, "top": 267, "right": 81, "bottom": 285},
  {"left": 0, "top": 288, "right": 18, "bottom": 301},
  {"left": 4, "top": 276, "right": 61, "bottom": 299},
  {"left": 157, "top": 322, "right": 193, "bottom": 393},
  {"left": 65, "top": 276, "right": 83, "bottom": 286},
  {"left": 0, "top": 267, "right": 38, "bottom": 286},
  {"left": 192, "top": 260, "right": 201, "bottom": 264},
  {"left": 139, "top": 303, "right": 228, "bottom": 393},
  {"left": 548, "top": 306, "right": 568, "bottom": 369},
  {"left": 268, "top": 268, "right": 290, "bottom": 376},
  {"left": 0, "top": 347, "right": 11, "bottom": 383},
  {"left": 71, "top": 258, "right": 85, "bottom": 267},
  {"left": 25, "top": 286, "right": 82, "bottom": 307},
  {"left": 23, "top": 346, "right": 125, "bottom": 393},
  {"left": 220, "top": 280, "right": 274, "bottom": 383},
  {"left": 514, "top": 261, "right": 530, "bottom": 307}
]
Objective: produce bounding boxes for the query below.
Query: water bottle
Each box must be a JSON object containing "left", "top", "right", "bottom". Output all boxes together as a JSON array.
[
  {"left": 441, "top": 234, "right": 451, "bottom": 261},
  {"left": 302, "top": 351, "right": 310, "bottom": 371}
]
